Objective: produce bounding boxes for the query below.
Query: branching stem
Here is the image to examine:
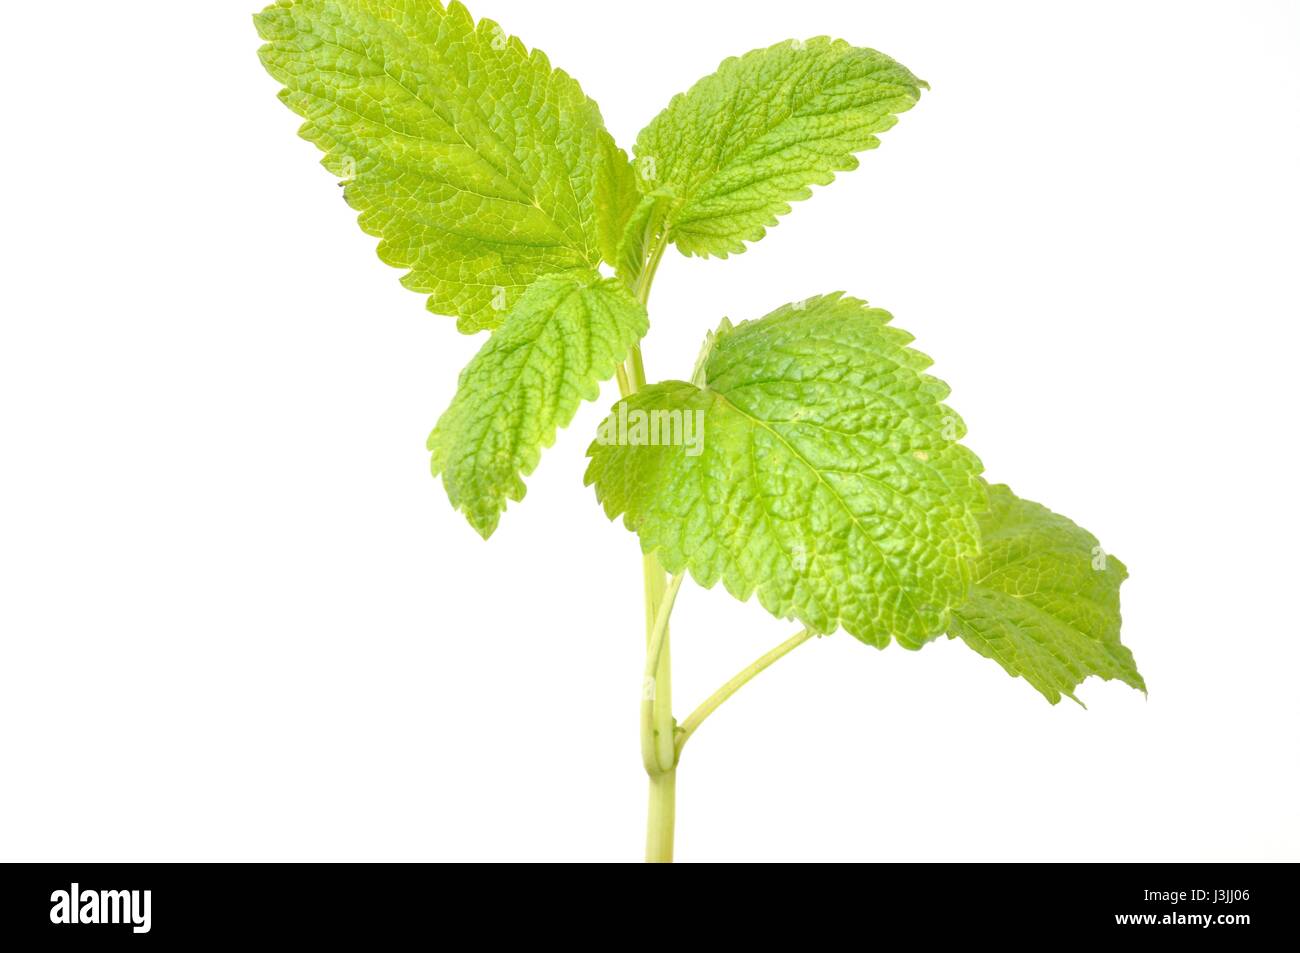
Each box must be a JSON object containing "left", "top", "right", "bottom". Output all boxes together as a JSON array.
[
  {"left": 675, "top": 628, "right": 818, "bottom": 758},
  {"left": 641, "top": 571, "right": 684, "bottom": 776},
  {"left": 617, "top": 229, "right": 813, "bottom": 861}
]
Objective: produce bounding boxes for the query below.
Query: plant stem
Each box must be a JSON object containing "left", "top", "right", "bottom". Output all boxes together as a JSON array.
[
  {"left": 641, "top": 571, "right": 683, "bottom": 776},
  {"left": 624, "top": 232, "right": 682, "bottom": 861},
  {"left": 645, "top": 770, "right": 676, "bottom": 863},
  {"left": 640, "top": 556, "right": 678, "bottom": 863},
  {"left": 616, "top": 232, "right": 814, "bottom": 859},
  {"left": 675, "top": 628, "right": 818, "bottom": 757},
  {"left": 627, "top": 229, "right": 667, "bottom": 392},
  {"left": 633, "top": 231, "right": 669, "bottom": 310}
]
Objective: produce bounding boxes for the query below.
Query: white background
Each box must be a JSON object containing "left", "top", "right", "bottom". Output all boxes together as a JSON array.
[{"left": 2, "top": 1, "right": 1298, "bottom": 862}]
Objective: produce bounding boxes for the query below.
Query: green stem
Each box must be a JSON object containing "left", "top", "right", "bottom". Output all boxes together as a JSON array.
[
  {"left": 617, "top": 230, "right": 814, "bottom": 859},
  {"left": 645, "top": 770, "right": 676, "bottom": 863},
  {"left": 641, "top": 571, "right": 684, "bottom": 776},
  {"left": 626, "top": 229, "right": 668, "bottom": 392},
  {"left": 624, "top": 231, "right": 681, "bottom": 861},
  {"left": 633, "top": 231, "right": 669, "bottom": 310},
  {"left": 641, "top": 557, "right": 677, "bottom": 863},
  {"left": 675, "top": 629, "right": 818, "bottom": 758}
]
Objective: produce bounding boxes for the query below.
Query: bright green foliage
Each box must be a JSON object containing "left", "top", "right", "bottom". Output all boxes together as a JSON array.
[
  {"left": 948, "top": 484, "right": 1145, "bottom": 705},
  {"left": 430, "top": 272, "right": 648, "bottom": 538},
  {"left": 256, "top": 2, "right": 1141, "bottom": 743},
  {"left": 586, "top": 294, "right": 985, "bottom": 648},
  {"left": 616, "top": 186, "right": 677, "bottom": 284},
  {"left": 254, "top": 0, "right": 637, "bottom": 332},
  {"left": 634, "top": 38, "right": 926, "bottom": 258}
]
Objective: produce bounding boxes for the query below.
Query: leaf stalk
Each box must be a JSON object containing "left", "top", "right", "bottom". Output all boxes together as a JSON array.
[{"left": 675, "top": 628, "right": 819, "bottom": 758}]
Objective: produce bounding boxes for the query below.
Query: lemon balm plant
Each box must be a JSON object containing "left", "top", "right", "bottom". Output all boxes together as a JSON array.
[{"left": 255, "top": 0, "right": 1144, "bottom": 862}]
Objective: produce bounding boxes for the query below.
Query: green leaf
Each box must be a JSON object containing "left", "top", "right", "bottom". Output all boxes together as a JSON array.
[
  {"left": 634, "top": 38, "right": 925, "bottom": 258},
  {"left": 430, "top": 272, "right": 648, "bottom": 538},
  {"left": 254, "top": 0, "right": 638, "bottom": 332},
  {"left": 585, "top": 294, "right": 985, "bottom": 648},
  {"left": 948, "top": 484, "right": 1145, "bottom": 705}
]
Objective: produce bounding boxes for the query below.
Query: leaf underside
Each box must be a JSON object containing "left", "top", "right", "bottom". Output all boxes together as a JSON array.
[
  {"left": 634, "top": 37, "right": 926, "bottom": 258},
  {"left": 948, "top": 484, "right": 1145, "bottom": 705},
  {"left": 430, "top": 272, "right": 648, "bottom": 538},
  {"left": 586, "top": 294, "right": 985, "bottom": 648},
  {"left": 255, "top": 0, "right": 637, "bottom": 332}
]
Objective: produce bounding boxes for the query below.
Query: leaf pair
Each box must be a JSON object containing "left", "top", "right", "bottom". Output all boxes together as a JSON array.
[
  {"left": 256, "top": 0, "right": 926, "bottom": 537},
  {"left": 585, "top": 296, "right": 1145, "bottom": 703},
  {"left": 256, "top": 1, "right": 1144, "bottom": 703}
]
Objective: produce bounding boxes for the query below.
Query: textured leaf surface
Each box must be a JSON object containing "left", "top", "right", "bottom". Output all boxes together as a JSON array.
[
  {"left": 585, "top": 294, "right": 985, "bottom": 647},
  {"left": 255, "top": 0, "right": 637, "bottom": 332},
  {"left": 948, "top": 484, "right": 1144, "bottom": 705},
  {"left": 634, "top": 38, "right": 925, "bottom": 258},
  {"left": 430, "top": 272, "right": 647, "bottom": 538}
]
